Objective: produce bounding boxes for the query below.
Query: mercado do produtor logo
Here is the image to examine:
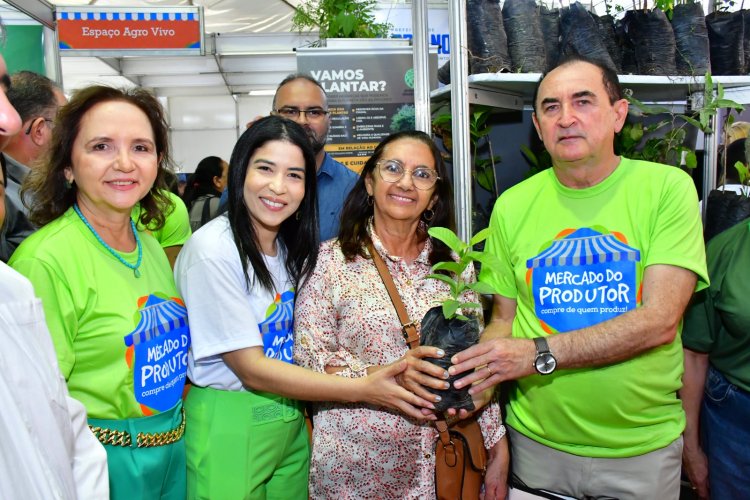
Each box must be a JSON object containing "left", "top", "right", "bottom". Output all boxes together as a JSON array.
[{"left": 526, "top": 227, "right": 642, "bottom": 334}]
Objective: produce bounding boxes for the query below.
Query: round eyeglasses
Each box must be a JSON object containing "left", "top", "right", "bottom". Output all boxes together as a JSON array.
[
  {"left": 274, "top": 107, "right": 330, "bottom": 121},
  {"left": 376, "top": 159, "right": 440, "bottom": 190}
]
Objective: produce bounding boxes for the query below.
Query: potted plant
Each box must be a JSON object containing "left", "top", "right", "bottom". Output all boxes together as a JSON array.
[
  {"left": 291, "top": 0, "right": 390, "bottom": 42},
  {"left": 421, "top": 226, "right": 500, "bottom": 412}
]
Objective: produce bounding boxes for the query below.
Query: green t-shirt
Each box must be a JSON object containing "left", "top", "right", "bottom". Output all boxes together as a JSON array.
[
  {"left": 683, "top": 220, "right": 750, "bottom": 392},
  {"left": 10, "top": 208, "right": 190, "bottom": 420},
  {"left": 480, "top": 158, "right": 709, "bottom": 458},
  {"left": 131, "top": 190, "right": 192, "bottom": 248}
]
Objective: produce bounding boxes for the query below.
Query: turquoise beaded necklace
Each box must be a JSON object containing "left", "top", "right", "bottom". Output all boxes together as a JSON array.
[{"left": 73, "top": 203, "right": 143, "bottom": 278}]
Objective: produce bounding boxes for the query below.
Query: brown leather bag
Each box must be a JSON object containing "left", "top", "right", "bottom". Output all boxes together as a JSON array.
[
  {"left": 369, "top": 243, "right": 488, "bottom": 500},
  {"left": 434, "top": 418, "right": 487, "bottom": 500}
]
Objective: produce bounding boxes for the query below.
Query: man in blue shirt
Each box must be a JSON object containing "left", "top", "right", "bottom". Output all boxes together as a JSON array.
[
  {"left": 221, "top": 74, "right": 357, "bottom": 241},
  {"left": 272, "top": 74, "right": 358, "bottom": 241}
]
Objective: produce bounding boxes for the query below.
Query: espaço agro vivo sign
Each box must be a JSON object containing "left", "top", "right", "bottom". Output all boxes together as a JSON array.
[{"left": 56, "top": 6, "right": 203, "bottom": 56}]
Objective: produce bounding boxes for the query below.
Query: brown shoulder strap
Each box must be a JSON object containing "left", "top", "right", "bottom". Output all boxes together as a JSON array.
[{"left": 367, "top": 242, "right": 420, "bottom": 349}]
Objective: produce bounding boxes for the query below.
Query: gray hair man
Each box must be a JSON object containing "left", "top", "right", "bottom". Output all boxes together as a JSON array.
[{"left": 0, "top": 70, "right": 66, "bottom": 261}]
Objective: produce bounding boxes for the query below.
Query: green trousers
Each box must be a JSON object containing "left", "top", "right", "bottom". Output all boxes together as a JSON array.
[
  {"left": 185, "top": 386, "right": 309, "bottom": 500},
  {"left": 88, "top": 402, "right": 186, "bottom": 500}
]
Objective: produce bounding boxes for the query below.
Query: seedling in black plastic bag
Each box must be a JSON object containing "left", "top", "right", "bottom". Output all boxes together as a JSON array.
[{"left": 421, "top": 226, "right": 500, "bottom": 412}]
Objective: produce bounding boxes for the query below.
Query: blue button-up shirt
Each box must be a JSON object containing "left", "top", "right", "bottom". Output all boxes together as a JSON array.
[{"left": 317, "top": 153, "right": 359, "bottom": 242}]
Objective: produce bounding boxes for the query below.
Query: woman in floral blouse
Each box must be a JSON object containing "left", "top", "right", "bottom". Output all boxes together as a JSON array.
[{"left": 294, "top": 130, "right": 508, "bottom": 499}]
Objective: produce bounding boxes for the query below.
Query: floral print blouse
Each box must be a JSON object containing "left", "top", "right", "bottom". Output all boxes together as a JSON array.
[{"left": 294, "top": 227, "right": 505, "bottom": 499}]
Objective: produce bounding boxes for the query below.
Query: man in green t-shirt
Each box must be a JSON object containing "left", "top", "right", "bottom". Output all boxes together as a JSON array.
[{"left": 449, "top": 54, "right": 709, "bottom": 499}]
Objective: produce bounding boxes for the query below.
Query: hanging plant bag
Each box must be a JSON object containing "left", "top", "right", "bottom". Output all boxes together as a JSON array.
[
  {"left": 420, "top": 306, "right": 480, "bottom": 413},
  {"left": 706, "top": 11, "right": 745, "bottom": 75},
  {"left": 559, "top": 3, "right": 617, "bottom": 72},
  {"left": 502, "top": 0, "right": 547, "bottom": 73},
  {"left": 595, "top": 14, "right": 623, "bottom": 73},
  {"left": 743, "top": 10, "right": 750, "bottom": 73},
  {"left": 671, "top": 3, "right": 710, "bottom": 76},
  {"left": 616, "top": 18, "right": 638, "bottom": 74},
  {"left": 539, "top": 5, "right": 560, "bottom": 69},
  {"left": 622, "top": 9, "right": 677, "bottom": 75},
  {"left": 437, "top": 59, "right": 451, "bottom": 85},
  {"left": 467, "top": 0, "right": 512, "bottom": 74},
  {"left": 705, "top": 190, "right": 750, "bottom": 241}
]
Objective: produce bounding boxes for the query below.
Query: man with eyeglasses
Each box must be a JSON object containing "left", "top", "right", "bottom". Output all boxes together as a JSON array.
[
  {"left": 0, "top": 70, "right": 67, "bottom": 261},
  {"left": 272, "top": 74, "right": 358, "bottom": 241}
]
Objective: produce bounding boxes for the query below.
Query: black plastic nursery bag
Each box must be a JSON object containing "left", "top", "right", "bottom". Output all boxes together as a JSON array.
[
  {"left": 502, "top": 0, "right": 547, "bottom": 73},
  {"left": 467, "top": 0, "right": 511, "bottom": 74},
  {"left": 671, "top": 3, "right": 710, "bottom": 76},
  {"left": 420, "top": 306, "right": 480, "bottom": 413},
  {"left": 706, "top": 11, "right": 745, "bottom": 76},
  {"left": 559, "top": 3, "right": 617, "bottom": 73},
  {"left": 622, "top": 9, "right": 677, "bottom": 75}
]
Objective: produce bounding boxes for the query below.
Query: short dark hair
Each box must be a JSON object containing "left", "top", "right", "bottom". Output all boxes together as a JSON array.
[
  {"left": 226, "top": 115, "right": 319, "bottom": 292},
  {"left": 24, "top": 85, "right": 174, "bottom": 229},
  {"left": 7, "top": 71, "right": 60, "bottom": 122},
  {"left": 533, "top": 54, "right": 623, "bottom": 113},
  {"left": 338, "top": 130, "right": 455, "bottom": 266},
  {"left": 272, "top": 73, "right": 327, "bottom": 110},
  {"left": 183, "top": 156, "right": 225, "bottom": 209}
]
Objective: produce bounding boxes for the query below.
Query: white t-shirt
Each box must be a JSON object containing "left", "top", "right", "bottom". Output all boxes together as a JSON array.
[
  {"left": 174, "top": 216, "right": 295, "bottom": 391},
  {"left": 0, "top": 262, "right": 109, "bottom": 499}
]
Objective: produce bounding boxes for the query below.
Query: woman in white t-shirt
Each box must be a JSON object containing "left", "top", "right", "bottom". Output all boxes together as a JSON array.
[{"left": 174, "top": 115, "right": 443, "bottom": 499}]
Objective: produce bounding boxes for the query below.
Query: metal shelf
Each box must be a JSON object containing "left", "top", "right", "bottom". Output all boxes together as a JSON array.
[{"left": 431, "top": 73, "right": 750, "bottom": 109}]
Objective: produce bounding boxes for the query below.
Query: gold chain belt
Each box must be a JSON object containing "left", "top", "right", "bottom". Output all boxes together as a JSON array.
[{"left": 89, "top": 407, "right": 185, "bottom": 448}]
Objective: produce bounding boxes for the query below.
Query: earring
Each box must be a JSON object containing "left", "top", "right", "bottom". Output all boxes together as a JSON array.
[
  {"left": 422, "top": 208, "right": 434, "bottom": 222},
  {"left": 367, "top": 195, "right": 374, "bottom": 206}
]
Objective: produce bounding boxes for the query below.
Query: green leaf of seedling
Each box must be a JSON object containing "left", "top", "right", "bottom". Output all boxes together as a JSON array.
[
  {"left": 455, "top": 314, "right": 470, "bottom": 322},
  {"left": 467, "top": 281, "right": 497, "bottom": 295},
  {"left": 425, "top": 273, "right": 458, "bottom": 289},
  {"left": 431, "top": 261, "right": 464, "bottom": 274},
  {"left": 428, "top": 227, "right": 465, "bottom": 254},
  {"left": 475, "top": 167, "right": 494, "bottom": 192},
  {"left": 716, "top": 99, "right": 744, "bottom": 110},
  {"left": 442, "top": 300, "right": 460, "bottom": 319},
  {"left": 520, "top": 144, "right": 538, "bottom": 167},
  {"left": 470, "top": 227, "right": 491, "bottom": 246},
  {"left": 685, "top": 151, "right": 698, "bottom": 169},
  {"left": 681, "top": 115, "right": 702, "bottom": 130},
  {"left": 629, "top": 122, "right": 643, "bottom": 142},
  {"left": 461, "top": 301, "right": 484, "bottom": 310}
]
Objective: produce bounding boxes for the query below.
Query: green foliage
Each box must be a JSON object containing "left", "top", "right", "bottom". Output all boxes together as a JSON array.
[
  {"left": 291, "top": 0, "right": 391, "bottom": 39},
  {"left": 616, "top": 74, "right": 744, "bottom": 170},
  {"left": 425, "top": 227, "right": 500, "bottom": 320},
  {"left": 432, "top": 105, "right": 501, "bottom": 196},
  {"left": 520, "top": 144, "right": 553, "bottom": 177}
]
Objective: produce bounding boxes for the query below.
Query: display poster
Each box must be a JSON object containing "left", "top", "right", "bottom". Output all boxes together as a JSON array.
[
  {"left": 297, "top": 47, "right": 437, "bottom": 172},
  {"left": 56, "top": 6, "right": 203, "bottom": 56}
]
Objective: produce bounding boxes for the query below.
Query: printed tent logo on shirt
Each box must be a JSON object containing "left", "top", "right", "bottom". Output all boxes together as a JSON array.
[
  {"left": 125, "top": 294, "right": 190, "bottom": 415},
  {"left": 527, "top": 227, "right": 641, "bottom": 333},
  {"left": 260, "top": 289, "right": 295, "bottom": 364}
]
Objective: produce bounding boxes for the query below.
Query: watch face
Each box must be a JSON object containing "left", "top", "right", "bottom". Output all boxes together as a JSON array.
[{"left": 535, "top": 353, "right": 557, "bottom": 375}]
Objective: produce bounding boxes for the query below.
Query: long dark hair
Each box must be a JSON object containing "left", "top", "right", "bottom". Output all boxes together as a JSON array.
[
  {"left": 227, "top": 115, "right": 319, "bottom": 293},
  {"left": 339, "top": 130, "right": 455, "bottom": 265},
  {"left": 183, "top": 156, "right": 224, "bottom": 209},
  {"left": 24, "top": 85, "right": 174, "bottom": 228}
]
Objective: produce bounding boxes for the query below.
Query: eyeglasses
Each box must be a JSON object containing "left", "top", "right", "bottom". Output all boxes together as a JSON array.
[
  {"left": 376, "top": 159, "right": 440, "bottom": 190},
  {"left": 25, "top": 117, "right": 54, "bottom": 135},
  {"left": 274, "top": 107, "right": 330, "bottom": 121}
]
